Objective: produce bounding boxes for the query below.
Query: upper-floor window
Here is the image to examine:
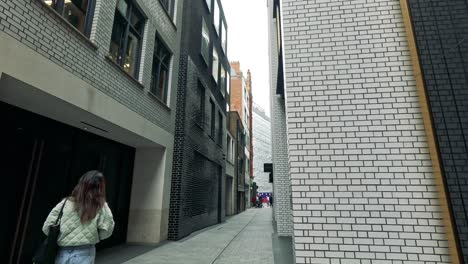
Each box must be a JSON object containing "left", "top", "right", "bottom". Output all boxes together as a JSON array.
[
  {"left": 205, "top": 0, "right": 211, "bottom": 11},
  {"left": 275, "top": 6, "right": 282, "bottom": 54},
  {"left": 218, "top": 111, "right": 223, "bottom": 146},
  {"left": 221, "top": 21, "right": 227, "bottom": 54},
  {"left": 226, "top": 71, "right": 230, "bottom": 96},
  {"left": 213, "top": 0, "right": 220, "bottom": 35},
  {"left": 210, "top": 99, "right": 216, "bottom": 137},
  {"left": 150, "top": 35, "right": 172, "bottom": 103},
  {"left": 159, "top": 0, "right": 175, "bottom": 16},
  {"left": 43, "top": 0, "right": 95, "bottom": 36},
  {"left": 201, "top": 18, "right": 210, "bottom": 65},
  {"left": 109, "top": 0, "right": 145, "bottom": 77},
  {"left": 212, "top": 49, "right": 219, "bottom": 83},
  {"left": 196, "top": 82, "right": 206, "bottom": 126},
  {"left": 226, "top": 135, "right": 233, "bottom": 163},
  {"left": 220, "top": 66, "right": 226, "bottom": 97}
]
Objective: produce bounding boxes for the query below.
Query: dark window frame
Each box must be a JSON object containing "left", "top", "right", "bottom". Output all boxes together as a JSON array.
[
  {"left": 43, "top": 0, "right": 96, "bottom": 36},
  {"left": 204, "top": 0, "right": 212, "bottom": 11},
  {"left": 109, "top": 0, "right": 146, "bottom": 78},
  {"left": 220, "top": 65, "right": 226, "bottom": 97},
  {"left": 212, "top": 48, "right": 219, "bottom": 83},
  {"left": 201, "top": 17, "right": 210, "bottom": 66},
  {"left": 150, "top": 34, "right": 172, "bottom": 104},
  {"left": 159, "top": 0, "right": 175, "bottom": 17},
  {"left": 217, "top": 111, "right": 223, "bottom": 146},
  {"left": 210, "top": 99, "right": 216, "bottom": 138},
  {"left": 196, "top": 81, "right": 206, "bottom": 127}
]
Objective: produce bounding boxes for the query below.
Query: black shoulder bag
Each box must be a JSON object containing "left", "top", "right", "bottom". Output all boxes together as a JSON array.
[{"left": 33, "top": 198, "right": 68, "bottom": 264}]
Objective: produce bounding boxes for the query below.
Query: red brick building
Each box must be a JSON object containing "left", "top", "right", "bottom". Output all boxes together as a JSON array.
[{"left": 229, "top": 61, "right": 254, "bottom": 206}]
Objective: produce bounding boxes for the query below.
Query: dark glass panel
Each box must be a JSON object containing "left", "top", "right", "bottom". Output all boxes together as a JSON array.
[
  {"left": 116, "top": 0, "right": 128, "bottom": 17},
  {"left": 63, "top": 0, "right": 88, "bottom": 33},
  {"left": 109, "top": 12, "right": 126, "bottom": 64},
  {"left": 157, "top": 66, "right": 168, "bottom": 101},
  {"left": 123, "top": 32, "right": 139, "bottom": 76},
  {"left": 130, "top": 8, "right": 144, "bottom": 32}
]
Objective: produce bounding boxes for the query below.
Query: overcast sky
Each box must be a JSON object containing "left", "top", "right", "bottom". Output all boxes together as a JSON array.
[{"left": 222, "top": 0, "right": 271, "bottom": 115}]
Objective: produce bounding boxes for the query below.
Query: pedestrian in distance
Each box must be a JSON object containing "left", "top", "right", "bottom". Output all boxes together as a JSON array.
[
  {"left": 269, "top": 194, "right": 273, "bottom": 207},
  {"left": 262, "top": 195, "right": 268, "bottom": 208},
  {"left": 257, "top": 194, "right": 263, "bottom": 208},
  {"left": 41, "top": 170, "right": 115, "bottom": 264}
]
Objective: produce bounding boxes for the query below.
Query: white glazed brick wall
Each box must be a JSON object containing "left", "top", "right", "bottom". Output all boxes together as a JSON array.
[
  {"left": 268, "top": 0, "right": 293, "bottom": 237},
  {"left": 281, "top": 0, "right": 452, "bottom": 263},
  {"left": 253, "top": 105, "right": 273, "bottom": 193}
]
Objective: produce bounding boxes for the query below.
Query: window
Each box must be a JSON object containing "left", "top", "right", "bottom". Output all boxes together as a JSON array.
[
  {"left": 150, "top": 36, "right": 172, "bottom": 103},
  {"left": 213, "top": 0, "right": 220, "bottom": 35},
  {"left": 210, "top": 99, "right": 216, "bottom": 137},
  {"left": 109, "top": 0, "right": 145, "bottom": 77},
  {"left": 226, "top": 71, "right": 230, "bottom": 95},
  {"left": 220, "top": 66, "right": 226, "bottom": 97},
  {"left": 212, "top": 49, "right": 219, "bottom": 83},
  {"left": 196, "top": 82, "right": 206, "bottom": 125},
  {"left": 159, "top": 0, "right": 175, "bottom": 16},
  {"left": 275, "top": 6, "right": 282, "bottom": 54},
  {"left": 205, "top": 0, "right": 211, "bottom": 11},
  {"left": 218, "top": 111, "right": 223, "bottom": 145},
  {"left": 43, "top": 0, "right": 95, "bottom": 35},
  {"left": 221, "top": 21, "right": 227, "bottom": 54},
  {"left": 226, "top": 135, "right": 233, "bottom": 162},
  {"left": 201, "top": 18, "right": 210, "bottom": 65}
]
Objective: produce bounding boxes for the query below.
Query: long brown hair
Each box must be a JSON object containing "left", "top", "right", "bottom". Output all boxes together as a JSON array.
[{"left": 71, "top": 170, "right": 106, "bottom": 223}]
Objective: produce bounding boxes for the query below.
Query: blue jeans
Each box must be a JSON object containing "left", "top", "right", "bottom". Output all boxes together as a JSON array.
[{"left": 55, "top": 246, "right": 95, "bottom": 264}]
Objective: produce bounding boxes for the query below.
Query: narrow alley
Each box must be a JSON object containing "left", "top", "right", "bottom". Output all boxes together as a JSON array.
[{"left": 98, "top": 208, "right": 275, "bottom": 264}]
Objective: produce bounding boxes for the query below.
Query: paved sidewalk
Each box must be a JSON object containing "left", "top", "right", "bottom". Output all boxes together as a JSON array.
[{"left": 123, "top": 208, "right": 274, "bottom": 264}]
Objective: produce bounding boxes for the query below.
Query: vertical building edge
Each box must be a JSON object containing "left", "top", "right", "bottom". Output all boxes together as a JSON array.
[{"left": 399, "top": 1, "right": 462, "bottom": 262}]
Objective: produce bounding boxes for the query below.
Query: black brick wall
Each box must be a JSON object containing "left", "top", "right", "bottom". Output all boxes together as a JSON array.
[
  {"left": 168, "top": 0, "right": 229, "bottom": 240},
  {"left": 408, "top": 0, "right": 468, "bottom": 261}
]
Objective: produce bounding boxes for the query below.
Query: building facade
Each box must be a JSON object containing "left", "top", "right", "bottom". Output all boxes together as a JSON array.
[
  {"left": 168, "top": 0, "right": 230, "bottom": 240},
  {"left": 230, "top": 61, "right": 253, "bottom": 208},
  {"left": 0, "top": 0, "right": 182, "bottom": 262},
  {"left": 228, "top": 111, "right": 248, "bottom": 213},
  {"left": 269, "top": 0, "right": 468, "bottom": 263},
  {"left": 252, "top": 103, "right": 273, "bottom": 193},
  {"left": 225, "top": 130, "right": 236, "bottom": 216},
  {"left": 267, "top": 0, "right": 293, "bottom": 238}
]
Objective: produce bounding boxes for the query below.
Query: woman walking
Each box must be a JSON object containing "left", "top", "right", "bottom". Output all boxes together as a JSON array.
[{"left": 42, "top": 170, "right": 115, "bottom": 264}]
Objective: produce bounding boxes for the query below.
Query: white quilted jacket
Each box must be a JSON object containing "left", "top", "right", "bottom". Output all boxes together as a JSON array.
[{"left": 42, "top": 198, "right": 115, "bottom": 246}]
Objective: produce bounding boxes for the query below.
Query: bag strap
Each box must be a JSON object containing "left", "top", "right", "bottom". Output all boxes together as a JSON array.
[{"left": 54, "top": 197, "right": 68, "bottom": 225}]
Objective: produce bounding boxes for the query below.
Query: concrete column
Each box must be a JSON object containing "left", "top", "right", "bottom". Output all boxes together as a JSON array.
[{"left": 127, "top": 147, "right": 173, "bottom": 244}]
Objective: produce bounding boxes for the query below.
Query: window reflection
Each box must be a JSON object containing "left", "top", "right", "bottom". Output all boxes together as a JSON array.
[
  {"left": 201, "top": 18, "right": 210, "bottom": 65},
  {"left": 42, "top": 0, "right": 92, "bottom": 35},
  {"left": 212, "top": 49, "right": 219, "bottom": 83},
  {"left": 63, "top": 0, "right": 88, "bottom": 33},
  {"left": 109, "top": 0, "right": 145, "bottom": 77},
  {"left": 151, "top": 36, "right": 172, "bottom": 103},
  {"left": 124, "top": 32, "right": 139, "bottom": 75}
]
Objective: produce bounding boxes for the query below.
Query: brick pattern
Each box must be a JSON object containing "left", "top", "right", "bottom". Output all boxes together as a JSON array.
[
  {"left": 253, "top": 104, "right": 273, "bottom": 193},
  {"left": 267, "top": 0, "right": 293, "bottom": 237},
  {"left": 281, "top": 0, "right": 451, "bottom": 263},
  {"left": 168, "top": 0, "right": 229, "bottom": 240},
  {"left": 408, "top": 0, "right": 468, "bottom": 261},
  {"left": 0, "top": 0, "right": 180, "bottom": 132}
]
